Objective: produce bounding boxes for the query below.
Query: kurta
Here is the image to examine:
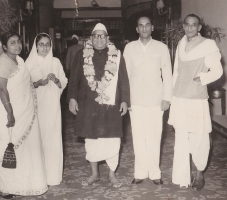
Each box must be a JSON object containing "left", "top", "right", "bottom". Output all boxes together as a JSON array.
[
  {"left": 67, "top": 47, "right": 130, "bottom": 139},
  {"left": 168, "top": 35, "right": 223, "bottom": 133},
  {"left": 0, "top": 54, "right": 48, "bottom": 195},
  {"left": 168, "top": 35, "right": 223, "bottom": 188},
  {"left": 26, "top": 35, "right": 68, "bottom": 186},
  {"left": 123, "top": 38, "right": 172, "bottom": 106},
  {"left": 123, "top": 37, "right": 172, "bottom": 180}
]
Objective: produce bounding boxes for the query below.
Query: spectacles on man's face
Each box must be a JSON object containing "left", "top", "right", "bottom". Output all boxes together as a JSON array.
[
  {"left": 37, "top": 43, "right": 51, "bottom": 48},
  {"left": 92, "top": 34, "right": 108, "bottom": 39}
]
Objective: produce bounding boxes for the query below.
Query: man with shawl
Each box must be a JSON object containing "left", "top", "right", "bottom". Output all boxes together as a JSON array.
[
  {"left": 67, "top": 23, "right": 130, "bottom": 188},
  {"left": 168, "top": 14, "right": 223, "bottom": 190},
  {"left": 26, "top": 33, "right": 68, "bottom": 186}
]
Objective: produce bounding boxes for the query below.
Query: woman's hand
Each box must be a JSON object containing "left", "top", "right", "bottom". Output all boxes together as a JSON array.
[
  {"left": 47, "top": 73, "right": 56, "bottom": 81},
  {"left": 7, "top": 112, "right": 15, "bottom": 127}
]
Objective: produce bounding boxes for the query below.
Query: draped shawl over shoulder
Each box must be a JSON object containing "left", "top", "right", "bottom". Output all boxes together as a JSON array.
[
  {"left": 0, "top": 55, "right": 47, "bottom": 195},
  {"left": 25, "top": 33, "right": 67, "bottom": 185}
]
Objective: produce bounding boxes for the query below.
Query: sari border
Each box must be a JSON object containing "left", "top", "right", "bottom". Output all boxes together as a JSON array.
[{"left": 14, "top": 78, "right": 38, "bottom": 150}]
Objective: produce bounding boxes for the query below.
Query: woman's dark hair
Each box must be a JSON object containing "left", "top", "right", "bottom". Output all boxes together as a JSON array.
[
  {"left": 35, "top": 33, "right": 51, "bottom": 46},
  {"left": 1, "top": 32, "right": 20, "bottom": 52}
]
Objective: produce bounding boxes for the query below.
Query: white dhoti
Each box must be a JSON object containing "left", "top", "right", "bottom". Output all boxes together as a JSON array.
[
  {"left": 85, "top": 138, "right": 120, "bottom": 171},
  {"left": 168, "top": 96, "right": 211, "bottom": 187},
  {"left": 130, "top": 105, "right": 164, "bottom": 180}
]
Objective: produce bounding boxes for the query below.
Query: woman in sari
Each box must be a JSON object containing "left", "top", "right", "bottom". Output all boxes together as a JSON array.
[
  {"left": 26, "top": 33, "right": 67, "bottom": 186},
  {"left": 0, "top": 32, "right": 48, "bottom": 199}
]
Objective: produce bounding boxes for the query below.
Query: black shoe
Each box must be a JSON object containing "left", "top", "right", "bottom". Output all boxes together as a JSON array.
[
  {"left": 2, "top": 194, "right": 16, "bottom": 199},
  {"left": 152, "top": 179, "right": 163, "bottom": 185},
  {"left": 191, "top": 177, "right": 205, "bottom": 191},
  {"left": 131, "top": 178, "right": 144, "bottom": 184}
]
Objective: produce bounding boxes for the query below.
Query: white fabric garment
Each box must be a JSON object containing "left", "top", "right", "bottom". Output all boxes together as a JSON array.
[
  {"left": 169, "top": 96, "right": 212, "bottom": 134},
  {"left": 172, "top": 128, "right": 210, "bottom": 188},
  {"left": 25, "top": 33, "right": 68, "bottom": 185},
  {"left": 0, "top": 56, "right": 48, "bottom": 195},
  {"left": 123, "top": 38, "right": 172, "bottom": 106},
  {"left": 173, "top": 35, "right": 223, "bottom": 87},
  {"left": 129, "top": 105, "right": 163, "bottom": 180},
  {"left": 139, "top": 37, "right": 152, "bottom": 53},
  {"left": 103, "top": 49, "right": 121, "bottom": 105},
  {"left": 92, "top": 23, "right": 108, "bottom": 34},
  {"left": 169, "top": 35, "right": 223, "bottom": 188},
  {"left": 85, "top": 138, "right": 120, "bottom": 171}
]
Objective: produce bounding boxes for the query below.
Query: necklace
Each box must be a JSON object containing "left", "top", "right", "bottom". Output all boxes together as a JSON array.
[
  {"left": 83, "top": 40, "right": 119, "bottom": 104},
  {"left": 6, "top": 53, "right": 18, "bottom": 66}
]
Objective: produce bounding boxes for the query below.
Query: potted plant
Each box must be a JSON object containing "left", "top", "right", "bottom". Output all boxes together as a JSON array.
[{"left": 0, "top": 0, "right": 18, "bottom": 35}]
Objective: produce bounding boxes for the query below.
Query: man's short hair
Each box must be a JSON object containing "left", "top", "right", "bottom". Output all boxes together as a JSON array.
[
  {"left": 184, "top": 14, "right": 201, "bottom": 24},
  {"left": 136, "top": 15, "right": 152, "bottom": 26}
]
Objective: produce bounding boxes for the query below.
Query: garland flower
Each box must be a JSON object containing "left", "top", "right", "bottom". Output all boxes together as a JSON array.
[{"left": 83, "top": 40, "right": 119, "bottom": 104}]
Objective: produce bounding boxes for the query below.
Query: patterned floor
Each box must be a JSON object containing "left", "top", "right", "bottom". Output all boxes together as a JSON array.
[{"left": 5, "top": 107, "right": 227, "bottom": 200}]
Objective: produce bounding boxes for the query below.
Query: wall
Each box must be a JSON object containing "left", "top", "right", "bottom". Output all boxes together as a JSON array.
[
  {"left": 39, "top": 0, "right": 54, "bottom": 33},
  {"left": 54, "top": 0, "right": 121, "bottom": 8},
  {"left": 182, "top": 0, "right": 227, "bottom": 115}
]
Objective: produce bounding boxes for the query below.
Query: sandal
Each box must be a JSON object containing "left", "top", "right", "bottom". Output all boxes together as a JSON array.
[
  {"left": 109, "top": 177, "right": 122, "bottom": 188},
  {"left": 82, "top": 176, "right": 100, "bottom": 186}
]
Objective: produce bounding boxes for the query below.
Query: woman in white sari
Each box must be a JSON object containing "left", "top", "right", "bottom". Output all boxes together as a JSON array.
[
  {"left": 26, "top": 33, "right": 67, "bottom": 186},
  {"left": 0, "top": 32, "right": 48, "bottom": 199}
]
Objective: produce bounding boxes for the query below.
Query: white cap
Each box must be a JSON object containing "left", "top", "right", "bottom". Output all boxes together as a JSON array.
[
  {"left": 92, "top": 23, "right": 108, "bottom": 34},
  {"left": 72, "top": 35, "right": 79, "bottom": 40}
]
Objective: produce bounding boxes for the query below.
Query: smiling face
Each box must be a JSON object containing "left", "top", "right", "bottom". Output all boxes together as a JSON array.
[
  {"left": 136, "top": 17, "right": 153, "bottom": 39},
  {"left": 3, "top": 35, "right": 22, "bottom": 57},
  {"left": 36, "top": 36, "right": 51, "bottom": 57},
  {"left": 183, "top": 16, "right": 202, "bottom": 41},
  {"left": 91, "top": 30, "right": 109, "bottom": 50}
]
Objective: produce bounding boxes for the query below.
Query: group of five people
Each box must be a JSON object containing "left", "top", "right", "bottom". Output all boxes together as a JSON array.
[{"left": 0, "top": 13, "right": 223, "bottom": 198}]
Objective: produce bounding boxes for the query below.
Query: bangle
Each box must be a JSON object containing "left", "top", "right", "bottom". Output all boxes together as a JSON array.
[
  {"left": 4, "top": 102, "right": 11, "bottom": 105},
  {"left": 54, "top": 78, "right": 59, "bottom": 83}
]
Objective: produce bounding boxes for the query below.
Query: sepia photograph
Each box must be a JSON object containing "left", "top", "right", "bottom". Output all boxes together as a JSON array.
[{"left": 0, "top": 0, "right": 227, "bottom": 199}]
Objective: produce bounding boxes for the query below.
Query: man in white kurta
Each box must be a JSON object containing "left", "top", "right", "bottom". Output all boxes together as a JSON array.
[
  {"left": 123, "top": 16, "right": 172, "bottom": 185},
  {"left": 168, "top": 14, "right": 223, "bottom": 190}
]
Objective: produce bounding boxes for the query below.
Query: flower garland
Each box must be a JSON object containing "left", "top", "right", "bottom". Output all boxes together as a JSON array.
[{"left": 83, "top": 40, "right": 119, "bottom": 104}]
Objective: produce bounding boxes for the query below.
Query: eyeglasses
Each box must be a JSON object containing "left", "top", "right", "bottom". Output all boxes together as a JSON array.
[
  {"left": 37, "top": 43, "right": 51, "bottom": 48},
  {"left": 92, "top": 34, "right": 108, "bottom": 39}
]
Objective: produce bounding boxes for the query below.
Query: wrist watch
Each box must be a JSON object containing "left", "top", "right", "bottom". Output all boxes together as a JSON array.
[{"left": 54, "top": 78, "right": 59, "bottom": 83}]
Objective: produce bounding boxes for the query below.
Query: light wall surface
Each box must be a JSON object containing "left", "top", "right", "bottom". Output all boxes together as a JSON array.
[
  {"left": 182, "top": 0, "right": 227, "bottom": 115},
  {"left": 54, "top": 0, "right": 121, "bottom": 8}
]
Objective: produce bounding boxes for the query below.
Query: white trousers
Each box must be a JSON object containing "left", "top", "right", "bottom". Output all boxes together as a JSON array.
[
  {"left": 85, "top": 138, "right": 120, "bottom": 171},
  {"left": 172, "top": 129, "right": 210, "bottom": 187},
  {"left": 130, "top": 105, "right": 164, "bottom": 180}
]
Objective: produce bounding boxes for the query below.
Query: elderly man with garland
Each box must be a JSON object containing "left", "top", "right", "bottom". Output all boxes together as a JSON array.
[{"left": 67, "top": 23, "right": 130, "bottom": 188}]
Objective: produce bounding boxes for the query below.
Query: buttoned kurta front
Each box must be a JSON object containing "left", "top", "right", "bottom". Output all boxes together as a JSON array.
[
  {"left": 123, "top": 38, "right": 172, "bottom": 106},
  {"left": 123, "top": 38, "right": 172, "bottom": 180}
]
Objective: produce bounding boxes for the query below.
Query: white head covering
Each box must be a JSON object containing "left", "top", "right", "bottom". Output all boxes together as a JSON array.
[
  {"left": 72, "top": 34, "right": 79, "bottom": 40},
  {"left": 92, "top": 23, "right": 108, "bottom": 34},
  {"left": 25, "top": 33, "right": 53, "bottom": 81}
]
